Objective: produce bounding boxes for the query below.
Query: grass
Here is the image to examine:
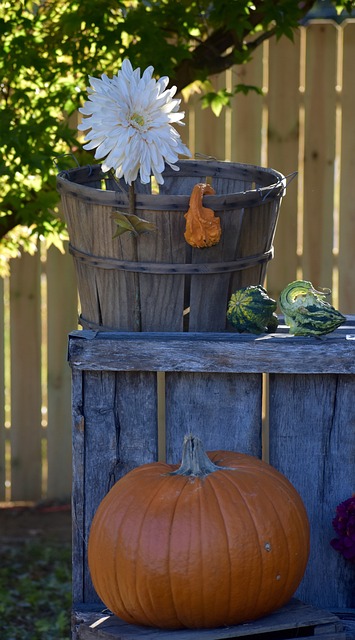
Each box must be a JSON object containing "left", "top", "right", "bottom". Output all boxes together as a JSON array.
[{"left": 0, "top": 539, "right": 71, "bottom": 640}]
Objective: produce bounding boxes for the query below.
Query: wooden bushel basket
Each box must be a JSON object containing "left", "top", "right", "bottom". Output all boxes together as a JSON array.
[{"left": 56, "top": 160, "right": 286, "bottom": 332}]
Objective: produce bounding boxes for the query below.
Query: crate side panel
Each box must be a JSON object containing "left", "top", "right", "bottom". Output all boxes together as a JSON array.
[
  {"left": 269, "top": 373, "right": 355, "bottom": 610},
  {"left": 68, "top": 324, "right": 355, "bottom": 375},
  {"left": 72, "top": 368, "right": 85, "bottom": 604},
  {"left": 165, "top": 372, "right": 262, "bottom": 463},
  {"left": 75, "top": 370, "right": 158, "bottom": 604}
]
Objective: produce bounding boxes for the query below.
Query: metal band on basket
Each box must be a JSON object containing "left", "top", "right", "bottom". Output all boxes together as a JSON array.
[{"left": 69, "top": 244, "right": 274, "bottom": 275}]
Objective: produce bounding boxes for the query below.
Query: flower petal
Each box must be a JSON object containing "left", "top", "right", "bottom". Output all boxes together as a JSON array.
[{"left": 77, "top": 60, "right": 191, "bottom": 184}]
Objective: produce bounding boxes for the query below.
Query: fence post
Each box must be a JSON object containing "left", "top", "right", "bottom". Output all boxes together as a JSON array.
[
  {"left": 10, "top": 250, "right": 42, "bottom": 501},
  {"left": 46, "top": 244, "right": 78, "bottom": 499}
]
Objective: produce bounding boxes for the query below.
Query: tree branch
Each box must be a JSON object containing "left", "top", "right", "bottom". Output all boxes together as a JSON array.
[
  {"left": 170, "top": 0, "right": 317, "bottom": 92},
  {"left": 171, "top": 28, "right": 238, "bottom": 91}
]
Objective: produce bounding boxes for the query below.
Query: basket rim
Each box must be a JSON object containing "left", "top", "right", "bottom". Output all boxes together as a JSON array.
[{"left": 56, "top": 160, "right": 286, "bottom": 211}]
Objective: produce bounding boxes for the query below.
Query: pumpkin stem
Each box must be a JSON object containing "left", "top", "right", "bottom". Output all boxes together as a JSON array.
[{"left": 170, "top": 434, "right": 222, "bottom": 477}]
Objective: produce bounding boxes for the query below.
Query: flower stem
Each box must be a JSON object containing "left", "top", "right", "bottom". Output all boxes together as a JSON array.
[
  {"left": 129, "top": 183, "right": 142, "bottom": 331},
  {"left": 128, "top": 183, "right": 136, "bottom": 216}
]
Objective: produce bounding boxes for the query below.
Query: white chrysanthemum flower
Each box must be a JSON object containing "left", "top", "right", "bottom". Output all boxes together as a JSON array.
[{"left": 77, "top": 59, "right": 191, "bottom": 185}]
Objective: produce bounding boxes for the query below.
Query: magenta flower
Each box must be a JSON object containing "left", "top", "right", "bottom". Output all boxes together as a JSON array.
[{"left": 330, "top": 495, "right": 355, "bottom": 562}]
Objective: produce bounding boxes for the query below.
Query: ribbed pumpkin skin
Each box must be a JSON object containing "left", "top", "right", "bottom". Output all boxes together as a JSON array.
[{"left": 88, "top": 449, "right": 310, "bottom": 630}]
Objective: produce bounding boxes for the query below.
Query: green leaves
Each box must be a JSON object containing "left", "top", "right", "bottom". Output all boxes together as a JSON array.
[
  {"left": 1, "top": 0, "right": 355, "bottom": 264},
  {"left": 201, "top": 89, "right": 234, "bottom": 117},
  {"left": 234, "top": 83, "right": 264, "bottom": 96},
  {"left": 0, "top": 540, "right": 71, "bottom": 639},
  {"left": 112, "top": 211, "right": 157, "bottom": 238},
  {"left": 202, "top": 84, "right": 263, "bottom": 116}
]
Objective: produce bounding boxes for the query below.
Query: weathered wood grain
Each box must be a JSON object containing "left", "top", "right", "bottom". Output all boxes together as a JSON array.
[
  {"left": 133, "top": 207, "right": 186, "bottom": 332},
  {"left": 269, "top": 373, "right": 355, "bottom": 610},
  {"left": 70, "top": 320, "right": 355, "bottom": 614},
  {"left": 72, "top": 368, "right": 86, "bottom": 604},
  {"left": 75, "top": 599, "right": 345, "bottom": 640},
  {"left": 165, "top": 372, "right": 262, "bottom": 461},
  {"left": 73, "top": 369, "right": 158, "bottom": 603},
  {"left": 68, "top": 320, "right": 355, "bottom": 374},
  {"left": 58, "top": 160, "right": 284, "bottom": 333}
]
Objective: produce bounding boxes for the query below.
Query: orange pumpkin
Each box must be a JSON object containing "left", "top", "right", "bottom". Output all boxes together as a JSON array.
[
  {"left": 88, "top": 435, "right": 310, "bottom": 630},
  {"left": 184, "top": 182, "right": 222, "bottom": 248}
]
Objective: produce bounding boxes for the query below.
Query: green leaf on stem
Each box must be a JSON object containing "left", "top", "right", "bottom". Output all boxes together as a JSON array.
[{"left": 112, "top": 211, "right": 157, "bottom": 238}]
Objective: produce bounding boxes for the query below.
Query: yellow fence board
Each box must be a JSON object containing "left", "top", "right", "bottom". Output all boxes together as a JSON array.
[
  {"left": 302, "top": 21, "right": 338, "bottom": 290},
  {"left": 266, "top": 32, "right": 301, "bottom": 299},
  {"left": 230, "top": 46, "right": 264, "bottom": 165},
  {"left": 191, "top": 72, "right": 227, "bottom": 161},
  {"left": 338, "top": 21, "right": 355, "bottom": 313},
  {"left": 46, "top": 245, "right": 78, "bottom": 499},
  {"left": 0, "top": 277, "right": 4, "bottom": 500},
  {"left": 9, "top": 251, "right": 42, "bottom": 501}
]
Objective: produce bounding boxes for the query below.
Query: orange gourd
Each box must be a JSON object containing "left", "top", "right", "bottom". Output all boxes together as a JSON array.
[
  {"left": 88, "top": 435, "right": 310, "bottom": 630},
  {"left": 184, "top": 183, "right": 221, "bottom": 247}
]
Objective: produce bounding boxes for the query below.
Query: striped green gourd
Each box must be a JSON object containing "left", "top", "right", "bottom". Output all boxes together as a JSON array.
[
  {"left": 227, "top": 286, "right": 278, "bottom": 334},
  {"left": 279, "top": 280, "right": 346, "bottom": 336}
]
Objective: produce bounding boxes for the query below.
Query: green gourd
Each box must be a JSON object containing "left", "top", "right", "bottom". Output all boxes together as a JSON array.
[
  {"left": 227, "top": 286, "right": 278, "bottom": 334},
  {"left": 279, "top": 280, "right": 346, "bottom": 336}
]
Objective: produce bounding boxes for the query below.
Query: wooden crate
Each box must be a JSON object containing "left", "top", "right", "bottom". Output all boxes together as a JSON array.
[
  {"left": 73, "top": 599, "right": 346, "bottom": 640},
  {"left": 68, "top": 318, "right": 355, "bottom": 636}
]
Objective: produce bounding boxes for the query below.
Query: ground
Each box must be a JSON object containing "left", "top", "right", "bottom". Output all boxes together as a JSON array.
[
  {"left": 0, "top": 501, "right": 71, "bottom": 544},
  {"left": 0, "top": 502, "right": 72, "bottom": 640}
]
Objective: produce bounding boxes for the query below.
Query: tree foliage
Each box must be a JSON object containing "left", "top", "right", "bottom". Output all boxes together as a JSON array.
[{"left": 1, "top": 0, "right": 354, "bottom": 267}]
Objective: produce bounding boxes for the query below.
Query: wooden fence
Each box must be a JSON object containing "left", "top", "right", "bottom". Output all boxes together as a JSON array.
[{"left": 1, "top": 19, "right": 355, "bottom": 502}]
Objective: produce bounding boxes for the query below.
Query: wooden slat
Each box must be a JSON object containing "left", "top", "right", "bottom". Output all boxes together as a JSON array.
[
  {"left": 165, "top": 372, "right": 262, "bottom": 462},
  {"left": 72, "top": 368, "right": 86, "bottom": 605},
  {"left": 82, "top": 370, "right": 123, "bottom": 603},
  {"left": 75, "top": 599, "right": 345, "bottom": 640},
  {"left": 73, "top": 369, "right": 158, "bottom": 604},
  {"left": 68, "top": 321, "right": 355, "bottom": 375},
  {"left": 134, "top": 208, "right": 185, "bottom": 332},
  {"left": 46, "top": 244, "right": 78, "bottom": 499},
  {"left": 230, "top": 46, "right": 264, "bottom": 165},
  {"left": 269, "top": 373, "right": 355, "bottom": 610},
  {"left": 0, "top": 276, "right": 5, "bottom": 500},
  {"left": 176, "top": 90, "right": 191, "bottom": 159},
  {"left": 266, "top": 31, "right": 301, "bottom": 299},
  {"left": 302, "top": 21, "right": 338, "bottom": 291},
  {"left": 338, "top": 21, "right": 355, "bottom": 314},
  {"left": 9, "top": 251, "right": 42, "bottom": 501},
  {"left": 62, "top": 195, "right": 138, "bottom": 331},
  {"left": 192, "top": 72, "right": 227, "bottom": 161}
]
